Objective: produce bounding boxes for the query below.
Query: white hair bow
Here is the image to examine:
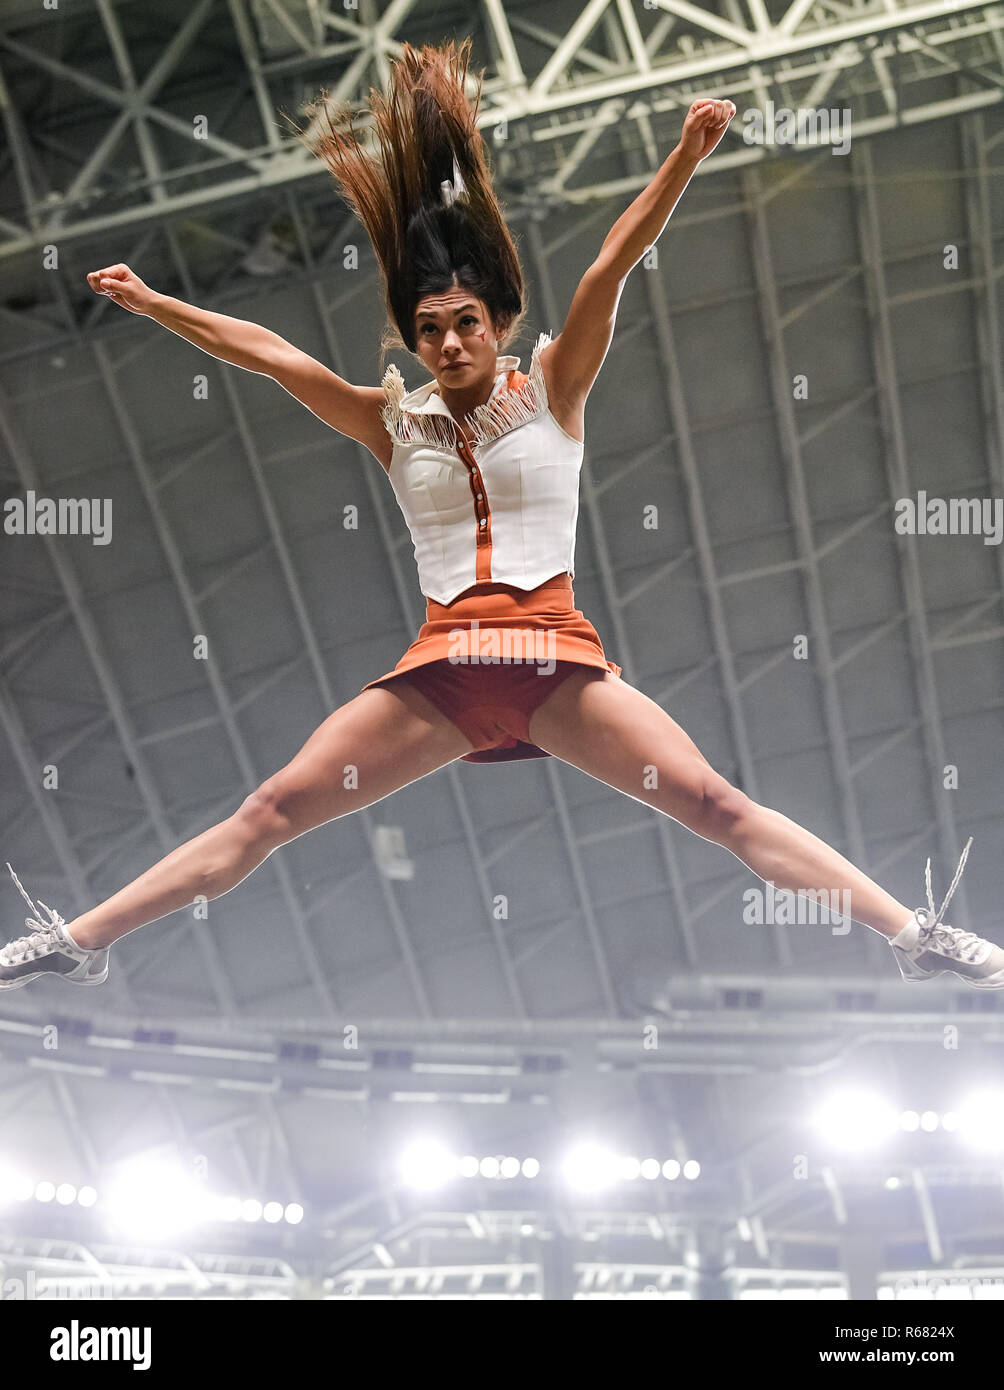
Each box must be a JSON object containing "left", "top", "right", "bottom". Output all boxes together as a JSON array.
[{"left": 440, "top": 154, "right": 466, "bottom": 207}]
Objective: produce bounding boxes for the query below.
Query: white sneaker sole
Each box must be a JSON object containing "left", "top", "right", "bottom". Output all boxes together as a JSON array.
[
  {"left": 946, "top": 965, "right": 1004, "bottom": 990},
  {"left": 894, "top": 952, "right": 1004, "bottom": 990},
  {"left": 0, "top": 956, "right": 108, "bottom": 990}
]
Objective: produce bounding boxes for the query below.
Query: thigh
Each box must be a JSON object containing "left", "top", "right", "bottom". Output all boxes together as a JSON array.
[
  {"left": 527, "top": 668, "right": 743, "bottom": 825},
  {"left": 254, "top": 676, "right": 474, "bottom": 839}
]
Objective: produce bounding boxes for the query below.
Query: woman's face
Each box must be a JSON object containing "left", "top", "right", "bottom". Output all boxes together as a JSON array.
[{"left": 413, "top": 286, "right": 498, "bottom": 389}]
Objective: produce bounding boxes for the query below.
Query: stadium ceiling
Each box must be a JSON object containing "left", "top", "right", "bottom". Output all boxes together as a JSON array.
[{"left": 0, "top": 0, "right": 1001, "bottom": 259}]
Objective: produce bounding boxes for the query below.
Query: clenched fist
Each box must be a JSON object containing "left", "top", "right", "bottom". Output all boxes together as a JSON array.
[
  {"left": 678, "top": 99, "right": 737, "bottom": 161},
  {"left": 85, "top": 264, "right": 156, "bottom": 315}
]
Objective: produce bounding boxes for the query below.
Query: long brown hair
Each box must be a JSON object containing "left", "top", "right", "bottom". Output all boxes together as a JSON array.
[{"left": 285, "top": 39, "right": 527, "bottom": 363}]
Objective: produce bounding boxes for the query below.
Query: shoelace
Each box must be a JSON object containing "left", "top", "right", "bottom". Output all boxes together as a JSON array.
[
  {"left": 916, "top": 837, "right": 985, "bottom": 961},
  {"left": 2, "top": 862, "right": 67, "bottom": 965}
]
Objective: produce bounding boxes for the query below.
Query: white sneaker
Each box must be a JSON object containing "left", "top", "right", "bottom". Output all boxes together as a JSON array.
[
  {"left": 890, "top": 839, "right": 1004, "bottom": 990},
  {"left": 0, "top": 863, "right": 109, "bottom": 990}
]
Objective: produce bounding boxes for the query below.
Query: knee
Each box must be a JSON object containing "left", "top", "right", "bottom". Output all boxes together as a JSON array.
[
  {"left": 233, "top": 779, "right": 294, "bottom": 851},
  {"left": 686, "top": 774, "right": 755, "bottom": 844}
]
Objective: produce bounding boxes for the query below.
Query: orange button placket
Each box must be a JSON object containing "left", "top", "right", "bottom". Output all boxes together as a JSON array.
[{"left": 456, "top": 430, "right": 494, "bottom": 582}]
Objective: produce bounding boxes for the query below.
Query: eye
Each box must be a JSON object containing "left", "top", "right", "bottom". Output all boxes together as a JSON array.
[{"left": 418, "top": 315, "right": 477, "bottom": 334}]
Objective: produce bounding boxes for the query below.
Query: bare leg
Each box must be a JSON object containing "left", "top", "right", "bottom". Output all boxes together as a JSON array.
[
  {"left": 529, "top": 671, "right": 915, "bottom": 940},
  {"left": 65, "top": 679, "right": 474, "bottom": 950}
]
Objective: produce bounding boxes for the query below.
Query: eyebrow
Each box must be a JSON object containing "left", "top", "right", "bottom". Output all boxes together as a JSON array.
[{"left": 415, "top": 303, "right": 478, "bottom": 322}]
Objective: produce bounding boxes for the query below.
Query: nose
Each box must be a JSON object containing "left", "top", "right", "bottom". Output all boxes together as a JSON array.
[{"left": 443, "top": 327, "right": 463, "bottom": 352}]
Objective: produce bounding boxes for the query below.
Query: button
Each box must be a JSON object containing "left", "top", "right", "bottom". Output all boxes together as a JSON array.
[
  {"left": 479, "top": 519, "right": 487, "bottom": 529},
  {"left": 475, "top": 493, "right": 483, "bottom": 501}
]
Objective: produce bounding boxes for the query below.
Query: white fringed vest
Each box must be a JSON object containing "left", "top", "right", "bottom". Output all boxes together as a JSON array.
[{"left": 379, "top": 332, "right": 583, "bottom": 605}]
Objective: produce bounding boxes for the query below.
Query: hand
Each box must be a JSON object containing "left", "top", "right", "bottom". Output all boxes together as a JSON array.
[
  {"left": 85, "top": 264, "right": 157, "bottom": 315},
  {"left": 678, "top": 99, "right": 737, "bottom": 161}
]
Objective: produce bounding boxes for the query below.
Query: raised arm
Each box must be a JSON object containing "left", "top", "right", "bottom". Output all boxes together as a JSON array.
[
  {"left": 540, "top": 99, "right": 737, "bottom": 413},
  {"left": 85, "top": 264, "right": 388, "bottom": 461}
]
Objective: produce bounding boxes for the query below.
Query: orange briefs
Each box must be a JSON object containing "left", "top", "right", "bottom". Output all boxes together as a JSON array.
[{"left": 361, "top": 573, "right": 621, "bottom": 762}]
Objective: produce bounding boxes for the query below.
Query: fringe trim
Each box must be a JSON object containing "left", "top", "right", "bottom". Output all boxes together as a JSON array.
[
  {"left": 465, "top": 331, "right": 552, "bottom": 449},
  {"left": 380, "top": 331, "right": 553, "bottom": 452}
]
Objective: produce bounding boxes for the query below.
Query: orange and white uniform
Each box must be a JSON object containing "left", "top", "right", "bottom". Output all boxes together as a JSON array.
[
  {"left": 362, "top": 331, "right": 622, "bottom": 762},
  {"left": 380, "top": 332, "right": 582, "bottom": 603}
]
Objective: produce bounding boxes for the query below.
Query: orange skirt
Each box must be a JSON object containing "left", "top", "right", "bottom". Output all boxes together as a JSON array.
[{"left": 361, "top": 572, "right": 622, "bottom": 762}]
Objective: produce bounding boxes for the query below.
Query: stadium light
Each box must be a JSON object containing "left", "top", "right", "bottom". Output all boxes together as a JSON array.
[
  {"left": 102, "top": 1158, "right": 208, "bottom": 1241},
  {"left": 399, "top": 1140, "right": 458, "bottom": 1191},
  {"left": 956, "top": 1092, "right": 1004, "bottom": 1151},
  {"left": 561, "top": 1144, "right": 618, "bottom": 1192},
  {"left": 0, "top": 1162, "right": 31, "bottom": 1207},
  {"left": 812, "top": 1090, "right": 899, "bottom": 1149}
]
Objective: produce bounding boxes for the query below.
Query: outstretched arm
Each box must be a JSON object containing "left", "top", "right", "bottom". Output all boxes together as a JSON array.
[
  {"left": 590, "top": 98, "right": 737, "bottom": 279},
  {"left": 86, "top": 264, "right": 387, "bottom": 454},
  {"left": 541, "top": 99, "right": 737, "bottom": 410}
]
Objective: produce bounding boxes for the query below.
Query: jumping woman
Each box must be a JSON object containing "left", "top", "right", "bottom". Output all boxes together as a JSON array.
[{"left": 2, "top": 40, "right": 1001, "bottom": 993}]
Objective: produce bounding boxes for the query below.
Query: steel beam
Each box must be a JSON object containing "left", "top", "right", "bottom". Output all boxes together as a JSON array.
[
  {"left": 743, "top": 162, "right": 886, "bottom": 965},
  {"left": 0, "top": 0, "right": 999, "bottom": 254},
  {"left": 849, "top": 143, "right": 975, "bottom": 932},
  {"left": 0, "top": 386, "right": 238, "bottom": 1016}
]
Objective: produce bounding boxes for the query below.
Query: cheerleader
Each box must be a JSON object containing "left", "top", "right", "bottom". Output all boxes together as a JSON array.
[{"left": 3, "top": 41, "right": 1001, "bottom": 993}]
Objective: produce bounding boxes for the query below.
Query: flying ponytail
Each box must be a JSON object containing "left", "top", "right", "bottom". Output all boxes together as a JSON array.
[{"left": 285, "top": 39, "right": 527, "bottom": 361}]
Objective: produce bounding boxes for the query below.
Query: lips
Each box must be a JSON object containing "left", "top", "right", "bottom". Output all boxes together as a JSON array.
[{"left": 442, "top": 362, "right": 466, "bottom": 371}]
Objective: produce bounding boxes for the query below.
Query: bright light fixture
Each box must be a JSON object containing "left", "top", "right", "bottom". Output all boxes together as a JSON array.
[
  {"left": 813, "top": 1091, "right": 900, "bottom": 1150},
  {"left": 399, "top": 1140, "right": 458, "bottom": 1191},
  {"left": 561, "top": 1143, "right": 618, "bottom": 1192}
]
